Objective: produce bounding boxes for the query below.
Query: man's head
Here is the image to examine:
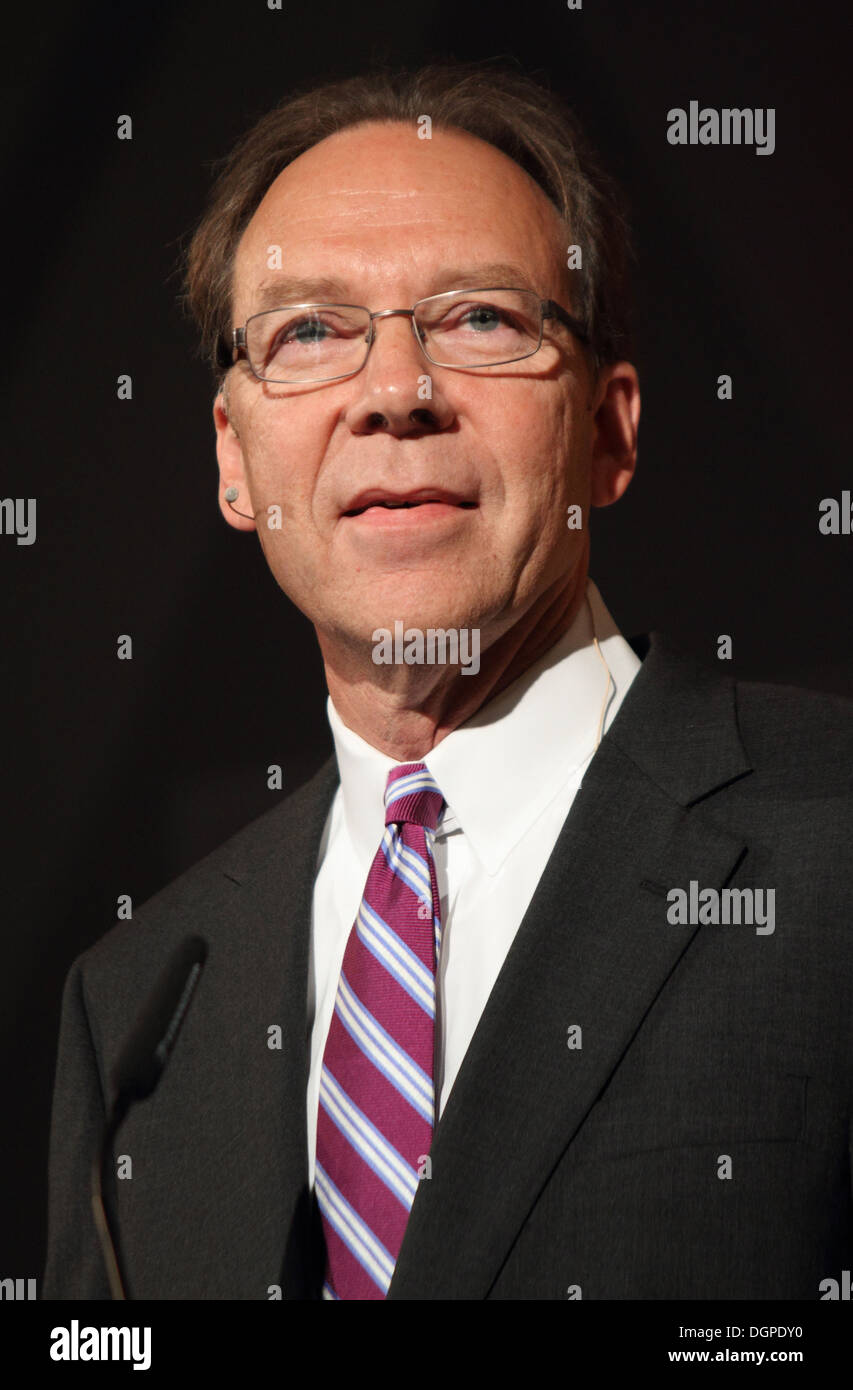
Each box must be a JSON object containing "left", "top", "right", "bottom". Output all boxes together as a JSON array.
[{"left": 184, "top": 63, "right": 639, "bottom": 704}]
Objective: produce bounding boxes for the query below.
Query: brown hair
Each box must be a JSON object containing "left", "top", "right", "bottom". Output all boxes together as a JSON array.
[{"left": 183, "top": 60, "right": 634, "bottom": 380}]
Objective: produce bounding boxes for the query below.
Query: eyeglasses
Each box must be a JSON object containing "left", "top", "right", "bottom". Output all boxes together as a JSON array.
[{"left": 217, "top": 287, "right": 591, "bottom": 384}]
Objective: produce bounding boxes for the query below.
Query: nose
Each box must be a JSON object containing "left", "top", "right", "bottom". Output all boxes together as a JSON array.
[{"left": 343, "top": 311, "right": 456, "bottom": 436}]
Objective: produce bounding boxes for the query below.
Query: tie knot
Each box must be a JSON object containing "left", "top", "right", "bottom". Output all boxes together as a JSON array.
[{"left": 384, "top": 762, "right": 444, "bottom": 830}]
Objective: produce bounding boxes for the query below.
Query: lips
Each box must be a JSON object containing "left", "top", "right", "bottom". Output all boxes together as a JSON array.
[{"left": 342, "top": 488, "right": 476, "bottom": 517}]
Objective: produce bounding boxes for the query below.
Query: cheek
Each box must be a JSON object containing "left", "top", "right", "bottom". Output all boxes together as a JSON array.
[
  {"left": 496, "top": 389, "right": 586, "bottom": 508},
  {"left": 241, "top": 411, "right": 322, "bottom": 514},
  {"left": 502, "top": 377, "right": 581, "bottom": 454}
]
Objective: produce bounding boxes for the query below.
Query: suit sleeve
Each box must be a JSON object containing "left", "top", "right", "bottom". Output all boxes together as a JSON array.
[{"left": 41, "top": 955, "right": 112, "bottom": 1300}]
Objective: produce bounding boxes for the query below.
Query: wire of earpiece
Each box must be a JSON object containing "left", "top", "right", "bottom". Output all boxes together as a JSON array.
[
  {"left": 224, "top": 486, "right": 257, "bottom": 521},
  {"left": 589, "top": 590, "right": 614, "bottom": 753}
]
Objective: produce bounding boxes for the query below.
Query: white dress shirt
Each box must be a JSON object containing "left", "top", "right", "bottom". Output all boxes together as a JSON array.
[{"left": 305, "top": 577, "right": 642, "bottom": 1187}]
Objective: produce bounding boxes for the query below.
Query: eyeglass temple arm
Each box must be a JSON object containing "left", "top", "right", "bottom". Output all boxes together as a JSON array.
[
  {"left": 542, "top": 300, "right": 591, "bottom": 346},
  {"left": 216, "top": 327, "right": 245, "bottom": 372}
]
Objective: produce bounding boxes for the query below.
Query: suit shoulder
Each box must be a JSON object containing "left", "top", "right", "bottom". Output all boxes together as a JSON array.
[
  {"left": 77, "top": 753, "right": 338, "bottom": 980},
  {"left": 733, "top": 676, "right": 853, "bottom": 793}
]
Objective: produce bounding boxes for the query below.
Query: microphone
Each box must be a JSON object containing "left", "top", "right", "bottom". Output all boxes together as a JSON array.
[
  {"left": 224, "top": 485, "right": 256, "bottom": 520},
  {"left": 91, "top": 935, "right": 208, "bottom": 1299}
]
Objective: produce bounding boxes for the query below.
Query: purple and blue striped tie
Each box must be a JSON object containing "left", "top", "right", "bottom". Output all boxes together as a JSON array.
[{"left": 316, "top": 761, "right": 445, "bottom": 1300}]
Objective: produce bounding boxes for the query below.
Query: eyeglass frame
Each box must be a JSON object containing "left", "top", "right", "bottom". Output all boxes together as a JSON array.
[{"left": 216, "top": 286, "right": 592, "bottom": 384}]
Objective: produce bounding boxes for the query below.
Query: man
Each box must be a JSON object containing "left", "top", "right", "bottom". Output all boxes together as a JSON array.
[{"left": 43, "top": 62, "right": 852, "bottom": 1300}]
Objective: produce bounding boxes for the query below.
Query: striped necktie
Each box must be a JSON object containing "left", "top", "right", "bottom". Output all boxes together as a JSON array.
[{"left": 315, "top": 761, "right": 445, "bottom": 1300}]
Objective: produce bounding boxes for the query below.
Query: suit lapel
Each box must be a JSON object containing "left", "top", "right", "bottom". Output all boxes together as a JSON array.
[
  {"left": 204, "top": 754, "right": 338, "bottom": 1297},
  {"left": 388, "top": 632, "right": 752, "bottom": 1299}
]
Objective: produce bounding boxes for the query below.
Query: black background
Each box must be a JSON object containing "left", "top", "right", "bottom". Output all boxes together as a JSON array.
[{"left": 1, "top": 0, "right": 850, "bottom": 1282}]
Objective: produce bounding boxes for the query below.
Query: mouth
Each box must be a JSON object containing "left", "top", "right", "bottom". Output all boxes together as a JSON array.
[{"left": 342, "top": 489, "right": 477, "bottom": 518}]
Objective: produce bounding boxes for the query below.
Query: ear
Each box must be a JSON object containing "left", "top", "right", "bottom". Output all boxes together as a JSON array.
[
  {"left": 587, "top": 362, "right": 641, "bottom": 509},
  {"left": 214, "top": 389, "right": 257, "bottom": 531}
]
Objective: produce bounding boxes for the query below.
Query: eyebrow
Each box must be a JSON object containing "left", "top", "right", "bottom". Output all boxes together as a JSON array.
[{"left": 248, "top": 261, "right": 542, "bottom": 314}]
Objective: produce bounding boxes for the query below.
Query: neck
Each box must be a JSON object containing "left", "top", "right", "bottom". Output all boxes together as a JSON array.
[{"left": 320, "top": 566, "right": 590, "bottom": 761}]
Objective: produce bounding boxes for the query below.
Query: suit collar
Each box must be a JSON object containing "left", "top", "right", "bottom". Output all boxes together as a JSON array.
[
  {"left": 613, "top": 628, "right": 752, "bottom": 804},
  {"left": 217, "top": 755, "right": 338, "bottom": 888}
]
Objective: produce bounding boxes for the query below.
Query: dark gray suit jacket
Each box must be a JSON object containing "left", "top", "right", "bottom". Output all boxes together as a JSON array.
[{"left": 42, "top": 631, "right": 853, "bottom": 1299}]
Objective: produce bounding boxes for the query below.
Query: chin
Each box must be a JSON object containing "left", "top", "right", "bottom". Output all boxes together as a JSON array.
[
  {"left": 336, "top": 581, "right": 483, "bottom": 631},
  {"left": 363, "top": 602, "right": 486, "bottom": 638}
]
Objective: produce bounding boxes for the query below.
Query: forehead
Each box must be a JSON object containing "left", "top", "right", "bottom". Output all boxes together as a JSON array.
[{"left": 232, "top": 121, "right": 570, "bottom": 313}]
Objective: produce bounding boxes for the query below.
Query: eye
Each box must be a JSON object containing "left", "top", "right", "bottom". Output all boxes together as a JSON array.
[
  {"left": 284, "top": 317, "right": 334, "bottom": 343},
  {"left": 459, "top": 305, "right": 506, "bottom": 331},
  {"left": 262, "top": 310, "right": 365, "bottom": 363},
  {"left": 429, "top": 301, "right": 524, "bottom": 338}
]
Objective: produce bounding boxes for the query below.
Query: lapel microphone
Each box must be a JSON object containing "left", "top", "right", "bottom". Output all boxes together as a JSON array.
[{"left": 91, "top": 935, "right": 208, "bottom": 1299}]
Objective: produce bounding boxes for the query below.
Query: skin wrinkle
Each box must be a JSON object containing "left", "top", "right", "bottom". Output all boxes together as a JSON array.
[{"left": 214, "top": 121, "right": 639, "bottom": 761}]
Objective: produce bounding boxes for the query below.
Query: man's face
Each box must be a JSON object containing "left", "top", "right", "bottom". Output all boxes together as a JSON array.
[{"left": 216, "top": 120, "right": 633, "bottom": 660}]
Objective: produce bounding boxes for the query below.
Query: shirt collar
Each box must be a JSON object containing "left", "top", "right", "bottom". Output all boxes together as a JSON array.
[{"left": 325, "top": 577, "right": 641, "bottom": 875}]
